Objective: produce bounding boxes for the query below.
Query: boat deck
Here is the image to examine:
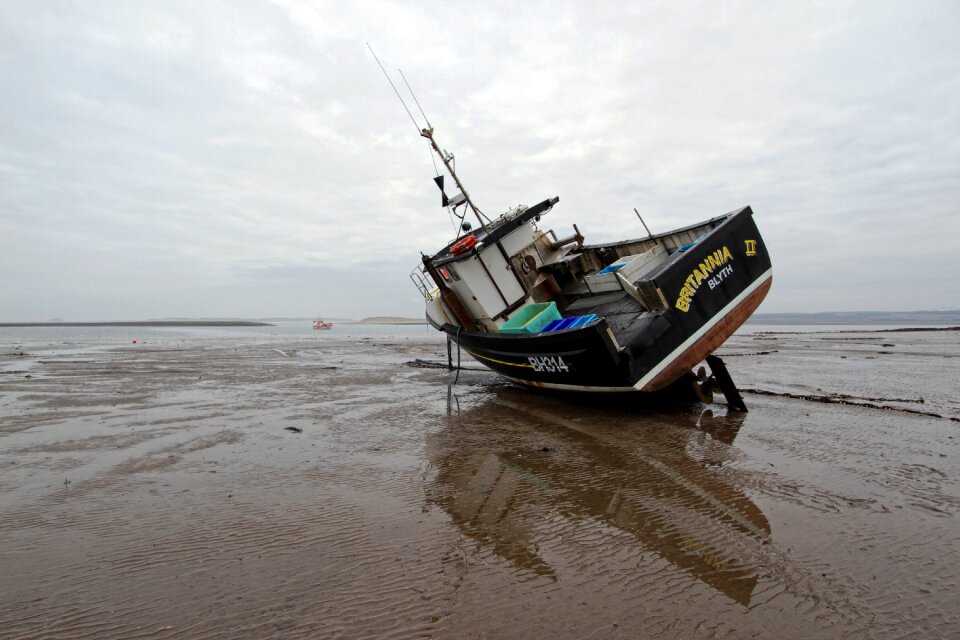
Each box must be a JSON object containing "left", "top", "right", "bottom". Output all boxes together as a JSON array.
[{"left": 561, "top": 291, "right": 658, "bottom": 348}]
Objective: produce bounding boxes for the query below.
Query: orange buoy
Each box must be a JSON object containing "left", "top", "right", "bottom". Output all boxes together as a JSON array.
[{"left": 450, "top": 234, "right": 477, "bottom": 256}]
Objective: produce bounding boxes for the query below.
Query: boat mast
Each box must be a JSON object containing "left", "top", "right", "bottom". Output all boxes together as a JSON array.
[
  {"left": 420, "top": 127, "right": 489, "bottom": 234},
  {"left": 367, "top": 44, "right": 489, "bottom": 235}
]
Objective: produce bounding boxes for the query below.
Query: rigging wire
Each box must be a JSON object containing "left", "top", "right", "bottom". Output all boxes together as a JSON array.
[
  {"left": 426, "top": 141, "right": 441, "bottom": 175},
  {"left": 425, "top": 141, "right": 464, "bottom": 235},
  {"left": 470, "top": 200, "right": 493, "bottom": 224},
  {"left": 453, "top": 325, "right": 462, "bottom": 385},
  {"left": 450, "top": 208, "right": 467, "bottom": 236}
]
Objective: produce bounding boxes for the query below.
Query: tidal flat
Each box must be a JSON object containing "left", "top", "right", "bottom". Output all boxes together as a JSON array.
[{"left": 1, "top": 326, "right": 958, "bottom": 639}]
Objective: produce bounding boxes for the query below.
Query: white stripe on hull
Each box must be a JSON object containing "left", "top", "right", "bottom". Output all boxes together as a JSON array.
[{"left": 503, "top": 376, "right": 638, "bottom": 393}]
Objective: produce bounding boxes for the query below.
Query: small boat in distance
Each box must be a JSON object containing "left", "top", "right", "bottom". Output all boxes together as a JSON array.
[{"left": 312, "top": 320, "right": 334, "bottom": 330}]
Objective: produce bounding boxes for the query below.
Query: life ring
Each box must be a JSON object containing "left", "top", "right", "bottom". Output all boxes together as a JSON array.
[{"left": 450, "top": 234, "right": 477, "bottom": 255}]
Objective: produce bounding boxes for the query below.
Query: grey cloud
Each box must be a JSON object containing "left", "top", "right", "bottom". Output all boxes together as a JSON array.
[{"left": 1, "top": 0, "right": 958, "bottom": 320}]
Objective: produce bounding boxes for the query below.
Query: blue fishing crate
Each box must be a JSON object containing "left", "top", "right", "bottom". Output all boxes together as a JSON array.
[
  {"left": 570, "top": 314, "right": 599, "bottom": 328},
  {"left": 598, "top": 263, "right": 626, "bottom": 274},
  {"left": 551, "top": 317, "right": 578, "bottom": 331},
  {"left": 541, "top": 318, "right": 565, "bottom": 333}
]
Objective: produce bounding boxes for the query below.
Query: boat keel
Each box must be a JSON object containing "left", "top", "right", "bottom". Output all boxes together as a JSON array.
[{"left": 706, "top": 354, "right": 748, "bottom": 412}]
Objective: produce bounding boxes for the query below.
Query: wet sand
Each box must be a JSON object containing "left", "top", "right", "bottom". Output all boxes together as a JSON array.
[{"left": 1, "top": 328, "right": 958, "bottom": 639}]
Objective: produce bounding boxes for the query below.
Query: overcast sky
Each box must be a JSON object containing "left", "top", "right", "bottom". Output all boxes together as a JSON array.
[{"left": 1, "top": 1, "right": 958, "bottom": 321}]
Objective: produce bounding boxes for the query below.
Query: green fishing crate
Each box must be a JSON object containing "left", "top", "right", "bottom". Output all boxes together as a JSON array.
[{"left": 499, "top": 302, "right": 561, "bottom": 334}]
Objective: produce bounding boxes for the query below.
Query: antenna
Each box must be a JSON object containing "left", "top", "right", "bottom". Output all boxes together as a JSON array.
[
  {"left": 367, "top": 45, "right": 490, "bottom": 233},
  {"left": 366, "top": 43, "right": 420, "bottom": 134},
  {"left": 399, "top": 68, "right": 432, "bottom": 129}
]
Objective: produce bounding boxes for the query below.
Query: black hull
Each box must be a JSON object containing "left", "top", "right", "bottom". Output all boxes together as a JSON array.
[{"left": 437, "top": 207, "right": 772, "bottom": 393}]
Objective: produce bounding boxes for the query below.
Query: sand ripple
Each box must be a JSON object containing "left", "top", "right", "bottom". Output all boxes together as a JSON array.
[{"left": 0, "top": 330, "right": 958, "bottom": 638}]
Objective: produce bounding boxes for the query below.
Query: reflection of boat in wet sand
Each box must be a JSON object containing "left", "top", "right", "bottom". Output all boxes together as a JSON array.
[
  {"left": 312, "top": 320, "right": 334, "bottom": 330},
  {"left": 426, "top": 391, "right": 771, "bottom": 606}
]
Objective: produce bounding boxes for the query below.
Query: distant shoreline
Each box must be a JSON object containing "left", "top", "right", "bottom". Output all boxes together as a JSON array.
[
  {"left": 356, "top": 317, "right": 427, "bottom": 325},
  {"left": 749, "top": 310, "right": 960, "bottom": 325},
  {"left": 0, "top": 321, "right": 274, "bottom": 328}
]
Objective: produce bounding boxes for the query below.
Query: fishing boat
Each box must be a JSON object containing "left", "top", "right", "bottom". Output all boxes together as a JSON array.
[
  {"left": 406, "top": 124, "right": 771, "bottom": 406},
  {"left": 312, "top": 319, "right": 334, "bottom": 330},
  {"left": 373, "top": 54, "right": 771, "bottom": 405}
]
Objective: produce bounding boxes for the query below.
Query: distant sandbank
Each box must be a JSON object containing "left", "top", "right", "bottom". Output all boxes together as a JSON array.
[{"left": 0, "top": 321, "right": 273, "bottom": 327}]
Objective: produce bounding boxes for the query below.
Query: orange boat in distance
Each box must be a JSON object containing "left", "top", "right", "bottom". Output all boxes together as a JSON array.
[{"left": 312, "top": 319, "right": 334, "bottom": 330}]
